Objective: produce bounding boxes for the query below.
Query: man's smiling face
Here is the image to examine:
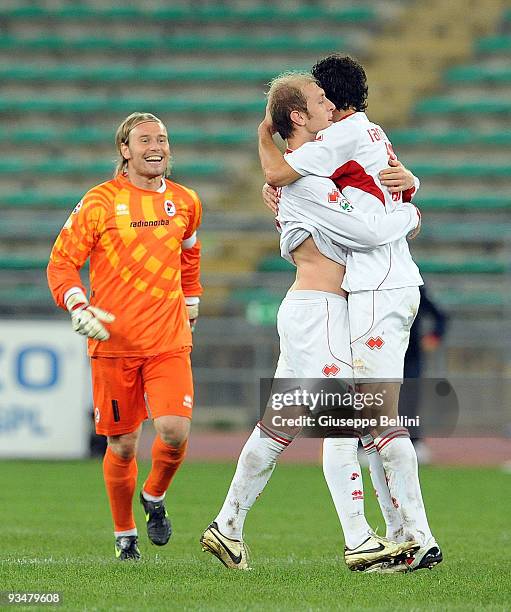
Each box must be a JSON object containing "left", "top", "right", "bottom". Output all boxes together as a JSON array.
[{"left": 121, "top": 120, "right": 170, "bottom": 180}]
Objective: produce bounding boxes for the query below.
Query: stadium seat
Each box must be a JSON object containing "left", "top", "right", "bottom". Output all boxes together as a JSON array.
[
  {"left": 0, "top": 126, "right": 251, "bottom": 146},
  {"left": 391, "top": 128, "right": 511, "bottom": 147},
  {"left": 0, "top": 34, "right": 350, "bottom": 54},
  {"left": 414, "top": 222, "right": 511, "bottom": 242},
  {"left": 0, "top": 65, "right": 308, "bottom": 83},
  {"left": 0, "top": 257, "right": 49, "bottom": 270},
  {"left": 256, "top": 255, "right": 509, "bottom": 275},
  {"left": 417, "top": 194, "right": 511, "bottom": 211},
  {"left": 1, "top": 0, "right": 509, "bottom": 326},
  {"left": 417, "top": 260, "right": 508, "bottom": 274},
  {"left": 445, "top": 65, "right": 511, "bottom": 83},
  {"left": 0, "top": 158, "right": 225, "bottom": 178},
  {"left": 410, "top": 163, "right": 511, "bottom": 178},
  {"left": 230, "top": 285, "right": 510, "bottom": 326},
  {"left": 0, "top": 192, "right": 83, "bottom": 209},
  {"left": 436, "top": 289, "right": 509, "bottom": 307},
  {"left": 415, "top": 97, "right": 511, "bottom": 115},
  {"left": 0, "top": 97, "right": 265, "bottom": 115},
  {"left": 0, "top": 4, "right": 375, "bottom": 23},
  {"left": 257, "top": 256, "right": 294, "bottom": 273},
  {"left": 0, "top": 218, "right": 61, "bottom": 239},
  {"left": 0, "top": 285, "right": 53, "bottom": 305},
  {"left": 476, "top": 35, "right": 511, "bottom": 54}
]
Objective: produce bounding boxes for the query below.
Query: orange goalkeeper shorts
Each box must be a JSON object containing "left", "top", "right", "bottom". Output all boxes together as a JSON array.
[{"left": 90, "top": 347, "right": 193, "bottom": 436}]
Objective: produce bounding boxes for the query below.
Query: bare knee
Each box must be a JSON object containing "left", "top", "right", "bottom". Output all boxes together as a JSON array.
[
  {"left": 107, "top": 428, "right": 141, "bottom": 459},
  {"left": 154, "top": 416, "right": 190, "bottom": 448}
]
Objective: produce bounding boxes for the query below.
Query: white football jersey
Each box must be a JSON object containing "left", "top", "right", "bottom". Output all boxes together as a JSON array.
[
  {"left": 285, "top": 112, "right": 423, "bottom": 291},
  {"left": 278, "top": 174, "right": 420, "bottom": 270}
]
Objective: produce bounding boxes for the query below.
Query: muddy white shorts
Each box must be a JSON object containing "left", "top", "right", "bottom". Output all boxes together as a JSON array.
[
  {"left": 274, "top": 290, "right": 353, "bottom": 380},
  {"left": 348, "top": 286, "right": 420, "bottom": 380}
]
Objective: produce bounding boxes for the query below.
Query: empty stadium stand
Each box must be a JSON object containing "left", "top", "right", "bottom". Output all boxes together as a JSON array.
[
  {"left": 0, "top": 1, "right": 509, "bottom": 315},
  {"left": 1, "top": 1, "right": 509, "bottom": 419},
  {"left": 0, "top": 0, "right": 396, "bottom": 316}
]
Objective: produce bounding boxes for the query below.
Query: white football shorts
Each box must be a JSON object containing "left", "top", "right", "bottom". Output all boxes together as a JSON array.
[
  {"left": 274, "top": 289, "right": 353, "bottom": 380},
  {"left": 348, "top": 286, "right": 420, "bottom": 380}
]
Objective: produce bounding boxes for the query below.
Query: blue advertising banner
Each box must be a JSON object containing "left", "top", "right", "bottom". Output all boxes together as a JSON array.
[{"left": 0, "top": 321, "right": 90, "bottom": 458}]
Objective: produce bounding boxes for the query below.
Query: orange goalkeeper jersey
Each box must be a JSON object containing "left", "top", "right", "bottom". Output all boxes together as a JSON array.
[{"left": 47, "top": 173, "right": 202, "bottom": 357}]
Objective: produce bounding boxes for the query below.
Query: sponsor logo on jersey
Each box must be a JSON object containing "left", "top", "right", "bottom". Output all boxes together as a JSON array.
[
  {"left": 328, "top": 189, "right": 341, "bottom": 203},
  {"left": 164, "top": 200, "right": 176, "bottom": 217},
  {"left": 183, "top": 394, "right": 193, "bottom": 409},
  {"left": 322, "top": 363, "right": 340, "bottom": 377},
  {"left": 130, "top": 219, "right": 170, "bottom": 228},
  {"left": 327, "top": 189, "right": 353, "bottom": 211},
  {"left": 116, "top": 203, "right": 129, "bottom": 216},
  {"left": 352, "top": 489, "right": 364, "bottom": 500},
  {"left": 366, "top": 336, "right": 384, "bottom": 350},
  {"left": 72, "top": 199, "right": 84, "bottom": 214},
  {"left": 350, "top": 472, "right": 360, "bottom": 480}
]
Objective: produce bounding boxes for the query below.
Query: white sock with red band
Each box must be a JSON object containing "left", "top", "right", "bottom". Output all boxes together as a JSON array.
[
  {"left": 374, "top": 427, "right": 433, "bottom": 546},
  {"left": 214, "top": 422, "right": 292, "bottom": 540},
  {"left": 322, "top": 437, "right": 371, "bottom": 549},
  {"left": 361, "top": 434, "right": 404, "bottom": 541}
]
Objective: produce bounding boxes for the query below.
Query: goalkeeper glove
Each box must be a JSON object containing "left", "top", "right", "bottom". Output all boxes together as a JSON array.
[
  {"left": 185, "top": 296, "right": 199, "bottom": 332},
  {"left": 65, "top": 290, "right": 115, "bottom": 341}
]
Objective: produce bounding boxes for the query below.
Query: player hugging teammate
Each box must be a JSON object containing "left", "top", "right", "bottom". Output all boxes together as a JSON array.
[{"left": 201, "top": 57, "right": 442, "bottom": 574}]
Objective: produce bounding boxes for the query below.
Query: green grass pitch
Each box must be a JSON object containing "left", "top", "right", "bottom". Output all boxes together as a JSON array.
[{"left": 1, "top": 460, "right": 510, "bottom": 611}]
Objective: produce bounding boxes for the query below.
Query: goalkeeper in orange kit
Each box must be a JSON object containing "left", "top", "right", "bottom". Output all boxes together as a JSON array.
[{"left": 47, "top": 112, "right": 202, "bottom": 560}]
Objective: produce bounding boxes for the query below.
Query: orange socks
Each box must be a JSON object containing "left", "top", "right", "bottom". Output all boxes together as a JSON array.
[
  {"left": 103, "top": 446, "right": 138, "bottom": 534},
  {"left": 144, "top": 436, "right": 188, "bottom": 498}
]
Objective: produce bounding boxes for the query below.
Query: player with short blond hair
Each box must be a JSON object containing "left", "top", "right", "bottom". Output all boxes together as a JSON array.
[
  {"left": 201, "top": 73, "right": 420, "bottom": 572},
  {"left": 258, "top": 55, "right": 442, "bottom": 572},
  {"left": 47, "top": 111, "right": 202, "bottom": 560}
]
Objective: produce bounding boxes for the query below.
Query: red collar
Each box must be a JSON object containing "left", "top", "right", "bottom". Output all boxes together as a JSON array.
[{"left": 335, "top": 111, "right": 357, "bottom": 123}]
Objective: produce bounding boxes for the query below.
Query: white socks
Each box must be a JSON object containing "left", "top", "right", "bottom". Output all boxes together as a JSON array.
[
  {"left": 322, "top": 437, "right": 371, "bottom": 549},
  {"left": 214, "top": 424, "right": 433, "bottom": 550},
  {"left": 375, "top": 428, "right": 433, "bottom": 546},
  {"left": 361, "top": 434, "right": 404, "bottom": 541},
  {"left": 214, "top": 422, "right": 291, "bottom": 540},
  {"left": 142, "top": 490, "right": 165, "bottom": 503}
]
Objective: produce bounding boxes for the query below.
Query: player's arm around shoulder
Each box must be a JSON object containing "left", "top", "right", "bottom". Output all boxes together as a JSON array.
[
  {"left": 379, "top": 158, "right": 419, "bottom": 198},
  {"left": 285, "top": 120, "right": 359, "bottom": 180}
]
